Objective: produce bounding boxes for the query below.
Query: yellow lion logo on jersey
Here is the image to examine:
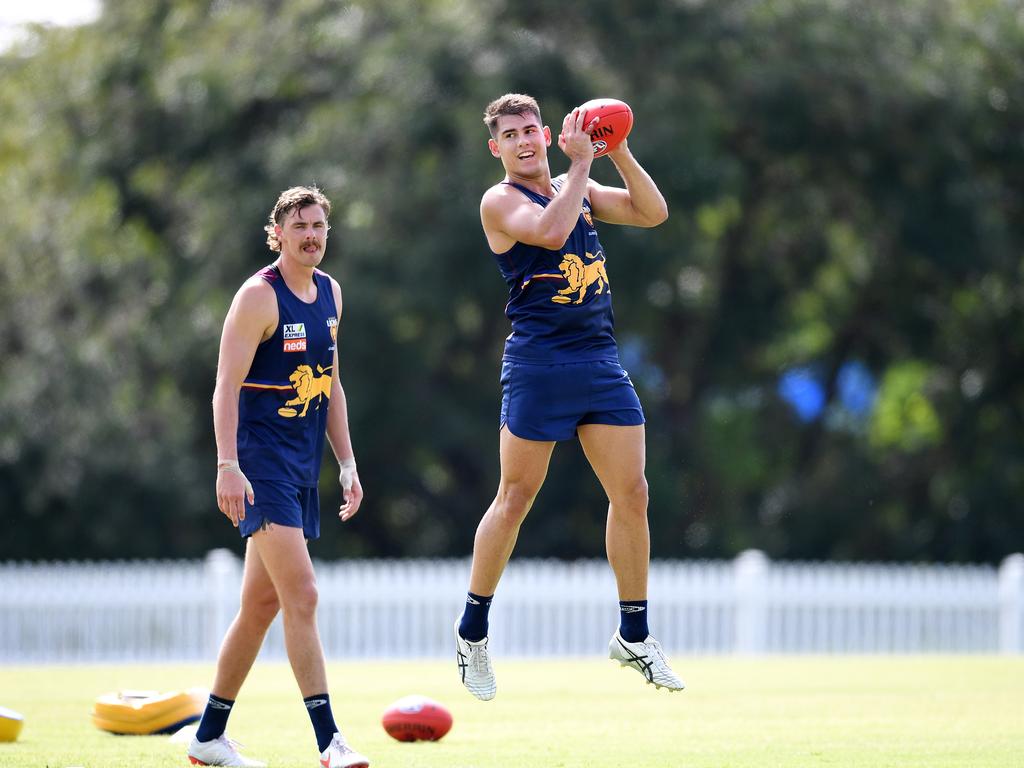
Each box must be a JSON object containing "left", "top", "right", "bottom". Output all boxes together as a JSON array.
[
  {"left": 278, "top": 364, "right": 332, "bottom": 418},
  {"left": 552, "top": 251, "right": 609, "bottom": 305}
]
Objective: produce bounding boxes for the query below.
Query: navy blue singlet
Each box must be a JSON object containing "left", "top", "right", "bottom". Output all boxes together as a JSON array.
[
  {"left": 491, "top": 180, "right": 619, "bottom": 363},
  {"left": 237, "top": 264, "right": 338, "bottom": 487}
]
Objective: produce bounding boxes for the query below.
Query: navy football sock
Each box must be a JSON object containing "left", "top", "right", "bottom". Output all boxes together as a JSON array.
[
  {"left": 304, "top": 693, "right": 338, "bottom": 753},
  {"left": 618, "top": 600, "right": 649, "bottom": 642},
  {"left": 195, "top": 693, "right": 234, "bottom": 743},
  {"left": 458, "top": 592, "right": 493, "bottom": 642}
]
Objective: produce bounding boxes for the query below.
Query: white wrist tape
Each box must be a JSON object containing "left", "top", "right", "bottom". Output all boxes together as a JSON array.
[
  {"left": 339, "top": 458, "right": 357, "bottom": 493},
  {"left": 217, "top": 460, "right": 254, "bottom": 497}
]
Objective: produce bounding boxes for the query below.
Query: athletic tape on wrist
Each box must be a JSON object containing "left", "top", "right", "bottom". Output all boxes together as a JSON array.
[
  {"left": 339, "top": 458, "right": 357, "bottom": 492},
  {"left": 217, "top": 459, "right": 254, "bottom": 498}
]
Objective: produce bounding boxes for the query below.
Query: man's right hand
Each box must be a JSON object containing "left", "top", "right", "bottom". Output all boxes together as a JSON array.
[
  {"left": 217, "top": 460, "right": 255, "bottom": 527},
  {"left": 558, "top": 107, "right": 598, "bottom": 164}
]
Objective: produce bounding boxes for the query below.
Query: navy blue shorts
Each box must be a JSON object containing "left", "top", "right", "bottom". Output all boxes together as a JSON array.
[
  {"left": 499, "top": 359, "right": 645, "bottom": 442},
  {"left": 239, "top": 479, "right": 320, "bottom": 540}
]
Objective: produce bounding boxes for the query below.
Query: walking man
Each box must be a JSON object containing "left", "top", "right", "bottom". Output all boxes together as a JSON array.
[{"left": 188, "top": 186, "right": 370, "bottom": 767}]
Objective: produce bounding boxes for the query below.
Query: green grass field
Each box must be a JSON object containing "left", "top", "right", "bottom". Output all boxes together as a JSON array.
[{"left": 1, "top": 657, "right": 1022, "bottom": 767}]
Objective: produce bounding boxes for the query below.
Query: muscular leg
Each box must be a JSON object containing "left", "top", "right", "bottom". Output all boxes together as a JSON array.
[
  {"left": 581, "top": 423, "right": 686, "bottom": 690},
  {"left": 577, "top": 423, "right": 649, "bottom": 601},
  {"left": 251, "top": 524, "right": 328, "bottom": 697},
  {"left": 210, "top": 538, "right": 280, "bottom": 699},
  {"left": 468, "top": 426, "right": 556, "bottom": 595}
]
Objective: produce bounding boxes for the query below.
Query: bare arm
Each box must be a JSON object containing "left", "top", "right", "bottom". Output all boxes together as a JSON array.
[
  {"left": 212, "top": 278, "right": 277, "bottom": 526},
  {"left": 481, "top": 108, "right": 596, "bottom": 252},
  {"left": 325, "top": 278, "right": 363, "bottom": 521},
  {"left": 587, "top": 139, "right": 669, "bottom": 227}
]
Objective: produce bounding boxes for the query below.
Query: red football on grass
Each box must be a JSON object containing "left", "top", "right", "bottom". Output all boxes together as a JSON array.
[
  {"left": 579, "top": 98, "right": 633, "bottom": 157},
  {"left": 381, "top": 695, "right": 453, "bottom": 742}
]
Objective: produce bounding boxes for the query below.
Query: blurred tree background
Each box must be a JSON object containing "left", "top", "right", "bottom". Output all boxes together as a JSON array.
[{"left": 1, "top": 0, "right": 1021, "bottom": 563}]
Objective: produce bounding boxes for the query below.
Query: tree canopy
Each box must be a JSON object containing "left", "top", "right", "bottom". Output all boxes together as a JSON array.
[{"left": 2, "top": 0, "right": 1022, "bottom": 563}]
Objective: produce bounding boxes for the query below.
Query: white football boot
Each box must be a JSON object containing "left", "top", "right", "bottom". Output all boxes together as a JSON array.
[
  {"left": 187, "top": 734, "right": 266, "bottom": 767},
  {"left": 454, "top": 618, "right": 497, "bottom": 701},
  {"left": 608, "top": 630, "right": 686, "bottom": 691},
  {"left": 319, "top": 732, "right": 369, "bottom": 768}
]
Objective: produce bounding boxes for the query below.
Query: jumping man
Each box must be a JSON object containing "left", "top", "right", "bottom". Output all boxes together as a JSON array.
[{"left": 454, "top": 94, "right": 685, "bottom": 701}]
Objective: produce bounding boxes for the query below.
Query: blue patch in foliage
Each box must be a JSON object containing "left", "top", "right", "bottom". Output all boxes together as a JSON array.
[
  {"left": 778, "top": 367, "right": 826, "bottom": 422},
  {"left": 778, "top": 361, "right": 876, "bottom": 423},
  {"left": 836, "top": 360, "right": 876, "bottom": 415}
]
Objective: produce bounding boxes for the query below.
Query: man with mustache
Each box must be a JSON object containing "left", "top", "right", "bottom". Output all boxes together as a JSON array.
[{"left": 189, "top": 187, "right": 369, "bottom": 767}]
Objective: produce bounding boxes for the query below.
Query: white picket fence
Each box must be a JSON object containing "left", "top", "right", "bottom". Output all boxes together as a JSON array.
[{"left": 1, "top": 550, "right": 1022, "bottom": 663}]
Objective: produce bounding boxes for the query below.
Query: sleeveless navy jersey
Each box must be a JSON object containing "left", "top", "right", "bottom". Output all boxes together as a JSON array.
[
  {"left": 237, "top": 265, "right": 338, "bottom": 487},
  {"left": 491, "top": 180, "right": 619, "bottom": 363}
]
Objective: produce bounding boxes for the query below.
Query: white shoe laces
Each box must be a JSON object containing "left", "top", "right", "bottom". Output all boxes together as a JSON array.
[
  {"left": 645, "top": 639, "right": 681, "bottom": 681},
  {"left": 468, "top": 641, "right": 492, "bottom": 675},
  {"left": 330, "top": 735, "right": 354, "bottom": 755},
  {"left": 646, "top": 638, "right": 667, "bottom": 662},
  {"left": 216, "top": 735, "right": 247, "bottom": 754}
]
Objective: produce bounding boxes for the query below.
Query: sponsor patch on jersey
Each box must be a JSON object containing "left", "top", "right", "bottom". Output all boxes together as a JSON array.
[{"left": 283, "top": 322, "right": 307, "bottom": 352}]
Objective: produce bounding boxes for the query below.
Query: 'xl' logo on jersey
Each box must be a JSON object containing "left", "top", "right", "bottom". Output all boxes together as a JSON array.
[{"left": 283, "top": 323, "right": 307, "bottom": 352}]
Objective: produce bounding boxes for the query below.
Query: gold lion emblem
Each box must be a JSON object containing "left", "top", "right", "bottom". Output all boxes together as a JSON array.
[
  {"left": 278, "top": 364, "right": 332, "bottom": 418},
  {"left": 552, "top": 251, "right": 609, "bottom": 305}
]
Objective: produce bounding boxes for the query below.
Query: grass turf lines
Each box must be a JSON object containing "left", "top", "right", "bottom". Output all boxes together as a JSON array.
[{"left": 1, "top": 657, "right": 1022, "bottom": 767}]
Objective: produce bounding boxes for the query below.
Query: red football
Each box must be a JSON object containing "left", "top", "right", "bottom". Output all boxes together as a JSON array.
[
  {"left": 381, "top": 695, "right": 453, "bottom": 742},
  {"left": 579, "top": 98, "right": 633, "bottom": 157}
]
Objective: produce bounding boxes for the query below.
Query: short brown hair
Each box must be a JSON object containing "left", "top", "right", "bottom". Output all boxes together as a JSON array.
[
  {"left": 264, "top": 186, "right": 332, "bottom": 252},
  {"left": 483, "top": 93, "right": 542, "bottom": 138}
]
